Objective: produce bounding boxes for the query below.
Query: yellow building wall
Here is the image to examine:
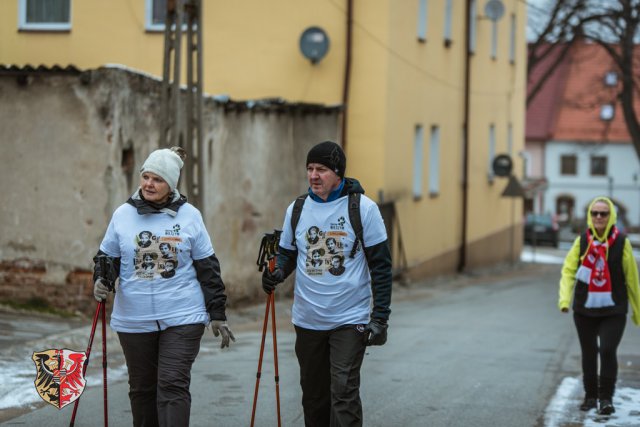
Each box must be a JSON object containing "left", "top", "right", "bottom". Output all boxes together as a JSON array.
[
  {"left": 1, "top": 0, "right": 347, "bottom": 103},
  {"left": 353, "top": 0, "right": 527, "bottom": 269},
  {"left": 466, "top": 0, "right": 527, "bottom": 251},
  {"left": 1, "top": 0, "right": 527, "bottom": 275}
]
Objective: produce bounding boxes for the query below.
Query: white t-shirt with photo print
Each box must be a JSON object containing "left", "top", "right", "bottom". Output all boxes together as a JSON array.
[
  {"left": 279, "top": 193, "right": 387, "bottom": 330},
  {"left": 100, "top": 203, "right": 214, "bottom": 332}
]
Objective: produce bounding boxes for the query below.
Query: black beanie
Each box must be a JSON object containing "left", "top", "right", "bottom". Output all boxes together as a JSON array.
[{"left": 306, "top": 141, "right": 346, "bottom": 178}]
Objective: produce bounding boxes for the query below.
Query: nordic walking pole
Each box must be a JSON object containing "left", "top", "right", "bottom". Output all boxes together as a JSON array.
[
  {"left": 101, "top": 299, "right": 109, "bottom": 427},
  {"left": 251, "top": 232, "right": 273, "bottom": 427},
  {"left": 250, "top": 231, "right": 282, "bottom": 427},
  {"left": 266, "top": 240, "right": 282, "bottom": 427},
  {"left": 69, "top": 301, "right": 101, "bottom": 426},
  {"left": 70, "top": 255, "right": 114, "bottom": 427},
  {"left": 250, "top": 291, "right": 272, "bottom": 427},
  {"left": 269, "top": 230, "right": 282, "bottom": 426}
]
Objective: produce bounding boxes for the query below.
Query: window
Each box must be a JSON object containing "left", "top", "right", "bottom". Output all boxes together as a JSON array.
[
  {"left": 600, "top": 104, "right": 615, "bottom": 121},
  {"left": 509, "top": 14, "right": 516, "bottom": 63},
  {"left": 590, "top": 156, "right": 607, "bottom": 176},
  {"left": 469, "top": 0, "right": 477, "bottom": 53},
  {"left": 443, "top": 0, "right": 453, "bottom": 46},
  {"left": 487, "top": 124, "right": 496, "bottom": 182},
  {"left": 147, "top": 0, "right": 166, "bottom": 31},
  {"left": 490, "top": 21, "right": 498, "bottom": 60},
  {"left": 428, "top": 126, "right": 441, "bottom": 196},
  {"left": 146, "top": 0, "right": 192, "bottom": 32},
  {"left": 521, "top": 151, "right": 532, "bottom": 178},
  {"left": 604, "top": 71, "right": 618, "bottom": 86},
  {"left": 560, "top": 155, "right": 577, "bottom": 175},
  {"left": 507, "top": 123, "right": 513, "bottom": 155},
  {"left": 413, "top": 125, "right": 424, "bottom": 199},
  {"left": 18, "top": 0, "right": 71, "bottom": 31},
  {"left": 417, "top": 0, "right": 428, "bottom": 42}
]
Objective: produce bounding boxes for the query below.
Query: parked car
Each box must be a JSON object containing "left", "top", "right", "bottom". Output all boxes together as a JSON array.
[{"left": 524, "top": 213, "right": 559, "bottom": 247}]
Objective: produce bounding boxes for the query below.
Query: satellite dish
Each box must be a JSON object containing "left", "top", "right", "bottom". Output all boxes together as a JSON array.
[
  {"left": 484, "top": 0, "right": 505, "bottom": 22},
  {"left": 299, "top": 27, "right": 330, "bottom": 64}
]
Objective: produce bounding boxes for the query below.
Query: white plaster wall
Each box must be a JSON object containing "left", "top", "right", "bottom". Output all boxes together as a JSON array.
[{"left": 544, "top": 141, "right": 640, "bottom": 227}]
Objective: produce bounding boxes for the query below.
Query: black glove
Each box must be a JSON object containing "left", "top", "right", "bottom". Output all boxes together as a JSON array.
[
  {"left": 365, "top": 319, "right": 388, "bottom": 346},
  {"left": 262, "top": 268, "right": 284, "bottom": 294}
]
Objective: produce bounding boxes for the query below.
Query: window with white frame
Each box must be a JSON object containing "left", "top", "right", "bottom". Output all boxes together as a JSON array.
[
  {"left": 443, "top": 0, "right": 453, "bottom": 46},
  {"left": 428, "top": 125, "right": 441, "bottom": 196},
  {"left": 147, "top": 0, "right": 167, "bottom": 31},
  {"left": 469, "top": 0, "right": 477, "bottom": 53},
  {"left": 413, "top": 124, "right": 424, "bottom": 199},
  {"left": 509, "top": 14, "right": 516, "bottom": 63},
  {"left": 490, "top": 21, "right": 498, "bottom": 59},
  {"left": 487, "top": 124, "right": 496, "bottom": 182},
  {"left": 146, "top": 0, "right": 192, "bottom": 32},
  {"left": 417, "top": 0, "right": 428, "bottom": 42},
  {"left": 18, "top": 0, "right": 71, "bottom": 31}
]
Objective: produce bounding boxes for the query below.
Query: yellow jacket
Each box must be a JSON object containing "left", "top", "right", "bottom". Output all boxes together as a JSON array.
[{"left": 558, "top": 197, "right": 640, "bottom": 326}]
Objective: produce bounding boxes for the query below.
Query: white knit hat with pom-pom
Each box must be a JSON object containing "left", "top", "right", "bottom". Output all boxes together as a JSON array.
[{"left": 139, "top": 147, "right": 186, "bottom": 191}]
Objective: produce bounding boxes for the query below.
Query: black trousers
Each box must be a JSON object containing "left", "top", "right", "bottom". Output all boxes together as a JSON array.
[
  {"left": 294, "top": 324, "right": 367, "bottom": 427},
  {"left": 573, "top": 313, "right": 626, "bottom": 399},
  {"left": 117, "top": 323, "right": 205, "bottom": 427}
]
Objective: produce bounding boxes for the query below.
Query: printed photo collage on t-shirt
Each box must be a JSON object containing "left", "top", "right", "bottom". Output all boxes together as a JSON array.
[
  {"left": 304, "top": 226, "right": 347, "bottom": 277},
  {"left": 133, "top": 230, "right": 182, "bottom": 280}
]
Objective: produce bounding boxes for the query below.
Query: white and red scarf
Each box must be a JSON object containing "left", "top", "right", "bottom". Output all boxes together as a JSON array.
[{"left": 575, "top": 226, "right": 619, "bottom": 308}]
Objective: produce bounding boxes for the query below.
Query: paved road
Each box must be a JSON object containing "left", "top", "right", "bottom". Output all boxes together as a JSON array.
[{"left": 2, "top": 261, "right": 639, "bottom": 426}]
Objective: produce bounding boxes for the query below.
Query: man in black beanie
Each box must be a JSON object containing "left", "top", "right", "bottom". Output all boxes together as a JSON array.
[{"left": 262, "top": 140, "right": 392, "bottom": 426}]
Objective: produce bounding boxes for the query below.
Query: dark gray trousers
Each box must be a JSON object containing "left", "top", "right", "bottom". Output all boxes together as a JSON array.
[
  {"left": 295, "top": 324, "right": 367, "bottom": 427},
  {"left": 117, "top": 323, "right": 204, "bottom": 427}
]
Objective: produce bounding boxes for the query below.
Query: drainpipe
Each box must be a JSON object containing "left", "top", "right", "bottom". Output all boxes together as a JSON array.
[
  {"left": 458, "top": 0, "right": 472, "bottom": 272},
  {"left": 341, "top": 0, "right": 353, "bottom": 151}
]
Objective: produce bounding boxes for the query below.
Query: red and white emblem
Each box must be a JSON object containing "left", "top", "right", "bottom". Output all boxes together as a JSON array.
[{"left": 32, "top": 348, "right": 87, "bottom": 409}]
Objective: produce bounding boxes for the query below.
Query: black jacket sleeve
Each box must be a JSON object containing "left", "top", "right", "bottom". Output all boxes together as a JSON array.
[
  {"left": 92, "top": 250, "right": 121, "bottom": 286},
  {"left": 364, "top": 240, "right": 392, "bottom": 322},
  {"left": 276, "top": 246, "right": 298, "bottom": 279},
  {"left": 193, "top": 254, "right": 227, "bottom": 321}
]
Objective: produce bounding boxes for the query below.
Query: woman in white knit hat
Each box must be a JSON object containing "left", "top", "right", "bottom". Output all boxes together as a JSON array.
[{"left": 92, "top": 146, "right": 234, "bottom": 427}]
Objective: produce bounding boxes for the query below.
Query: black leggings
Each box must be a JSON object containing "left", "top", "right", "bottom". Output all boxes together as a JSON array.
[{"left": 573, "top": 313, "right": 626, "bottom": 398}]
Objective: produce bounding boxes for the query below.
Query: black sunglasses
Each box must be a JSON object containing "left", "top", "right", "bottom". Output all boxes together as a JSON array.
[{"left": 590, "top": 210, "right": 610, "bottom": 218}]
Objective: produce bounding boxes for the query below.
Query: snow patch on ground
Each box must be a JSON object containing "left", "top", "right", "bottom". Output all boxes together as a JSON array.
[{"left": 544, "top": 376, "right": 640, "bottom": 427}]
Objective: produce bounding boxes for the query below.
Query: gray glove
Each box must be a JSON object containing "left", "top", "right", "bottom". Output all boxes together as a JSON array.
[
  {"left": 211, "top": 321, "right": 236, "bottom": 348},
  {"left": 93, "top": 278, "right": 110, "bottom": 302},
  {"left": 364, "top": 319, "right": 388, "bottom": 346}
]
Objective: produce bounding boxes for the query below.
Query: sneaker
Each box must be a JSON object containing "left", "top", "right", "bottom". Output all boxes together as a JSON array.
[
  {"left": 579, "top": 397, "right": 597, "bottom": 411},
  {"left": 599, "top": 399, "right": 615, "bottom": 415}
]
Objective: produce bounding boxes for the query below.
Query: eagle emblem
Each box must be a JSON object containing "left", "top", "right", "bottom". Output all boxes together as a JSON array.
[{"left": 32, "top": 349, "right": 87, "bottom": 409}]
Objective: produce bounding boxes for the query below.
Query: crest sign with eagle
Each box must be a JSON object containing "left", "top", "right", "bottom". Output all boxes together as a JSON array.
[{"left": 32, "top": 348, "right": 87, "bottom": 409}]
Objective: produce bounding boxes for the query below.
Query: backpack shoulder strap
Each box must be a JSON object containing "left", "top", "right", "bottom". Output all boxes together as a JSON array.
[
  {"left": 347, "top": 193, "right": 365, "bottom": 259},
  {"left": 290, "top": 194, "right": 308, "bottom": 247}
]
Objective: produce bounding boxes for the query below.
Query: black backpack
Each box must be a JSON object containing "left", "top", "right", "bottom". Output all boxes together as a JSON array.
[{"left": 290, "top": 193, "right": 365, "bottom": 260}]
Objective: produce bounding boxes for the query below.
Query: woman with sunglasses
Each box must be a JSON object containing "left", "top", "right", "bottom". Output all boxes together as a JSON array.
[{"left": 558, "top": 196, "right": 640, "bottom": 415}]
